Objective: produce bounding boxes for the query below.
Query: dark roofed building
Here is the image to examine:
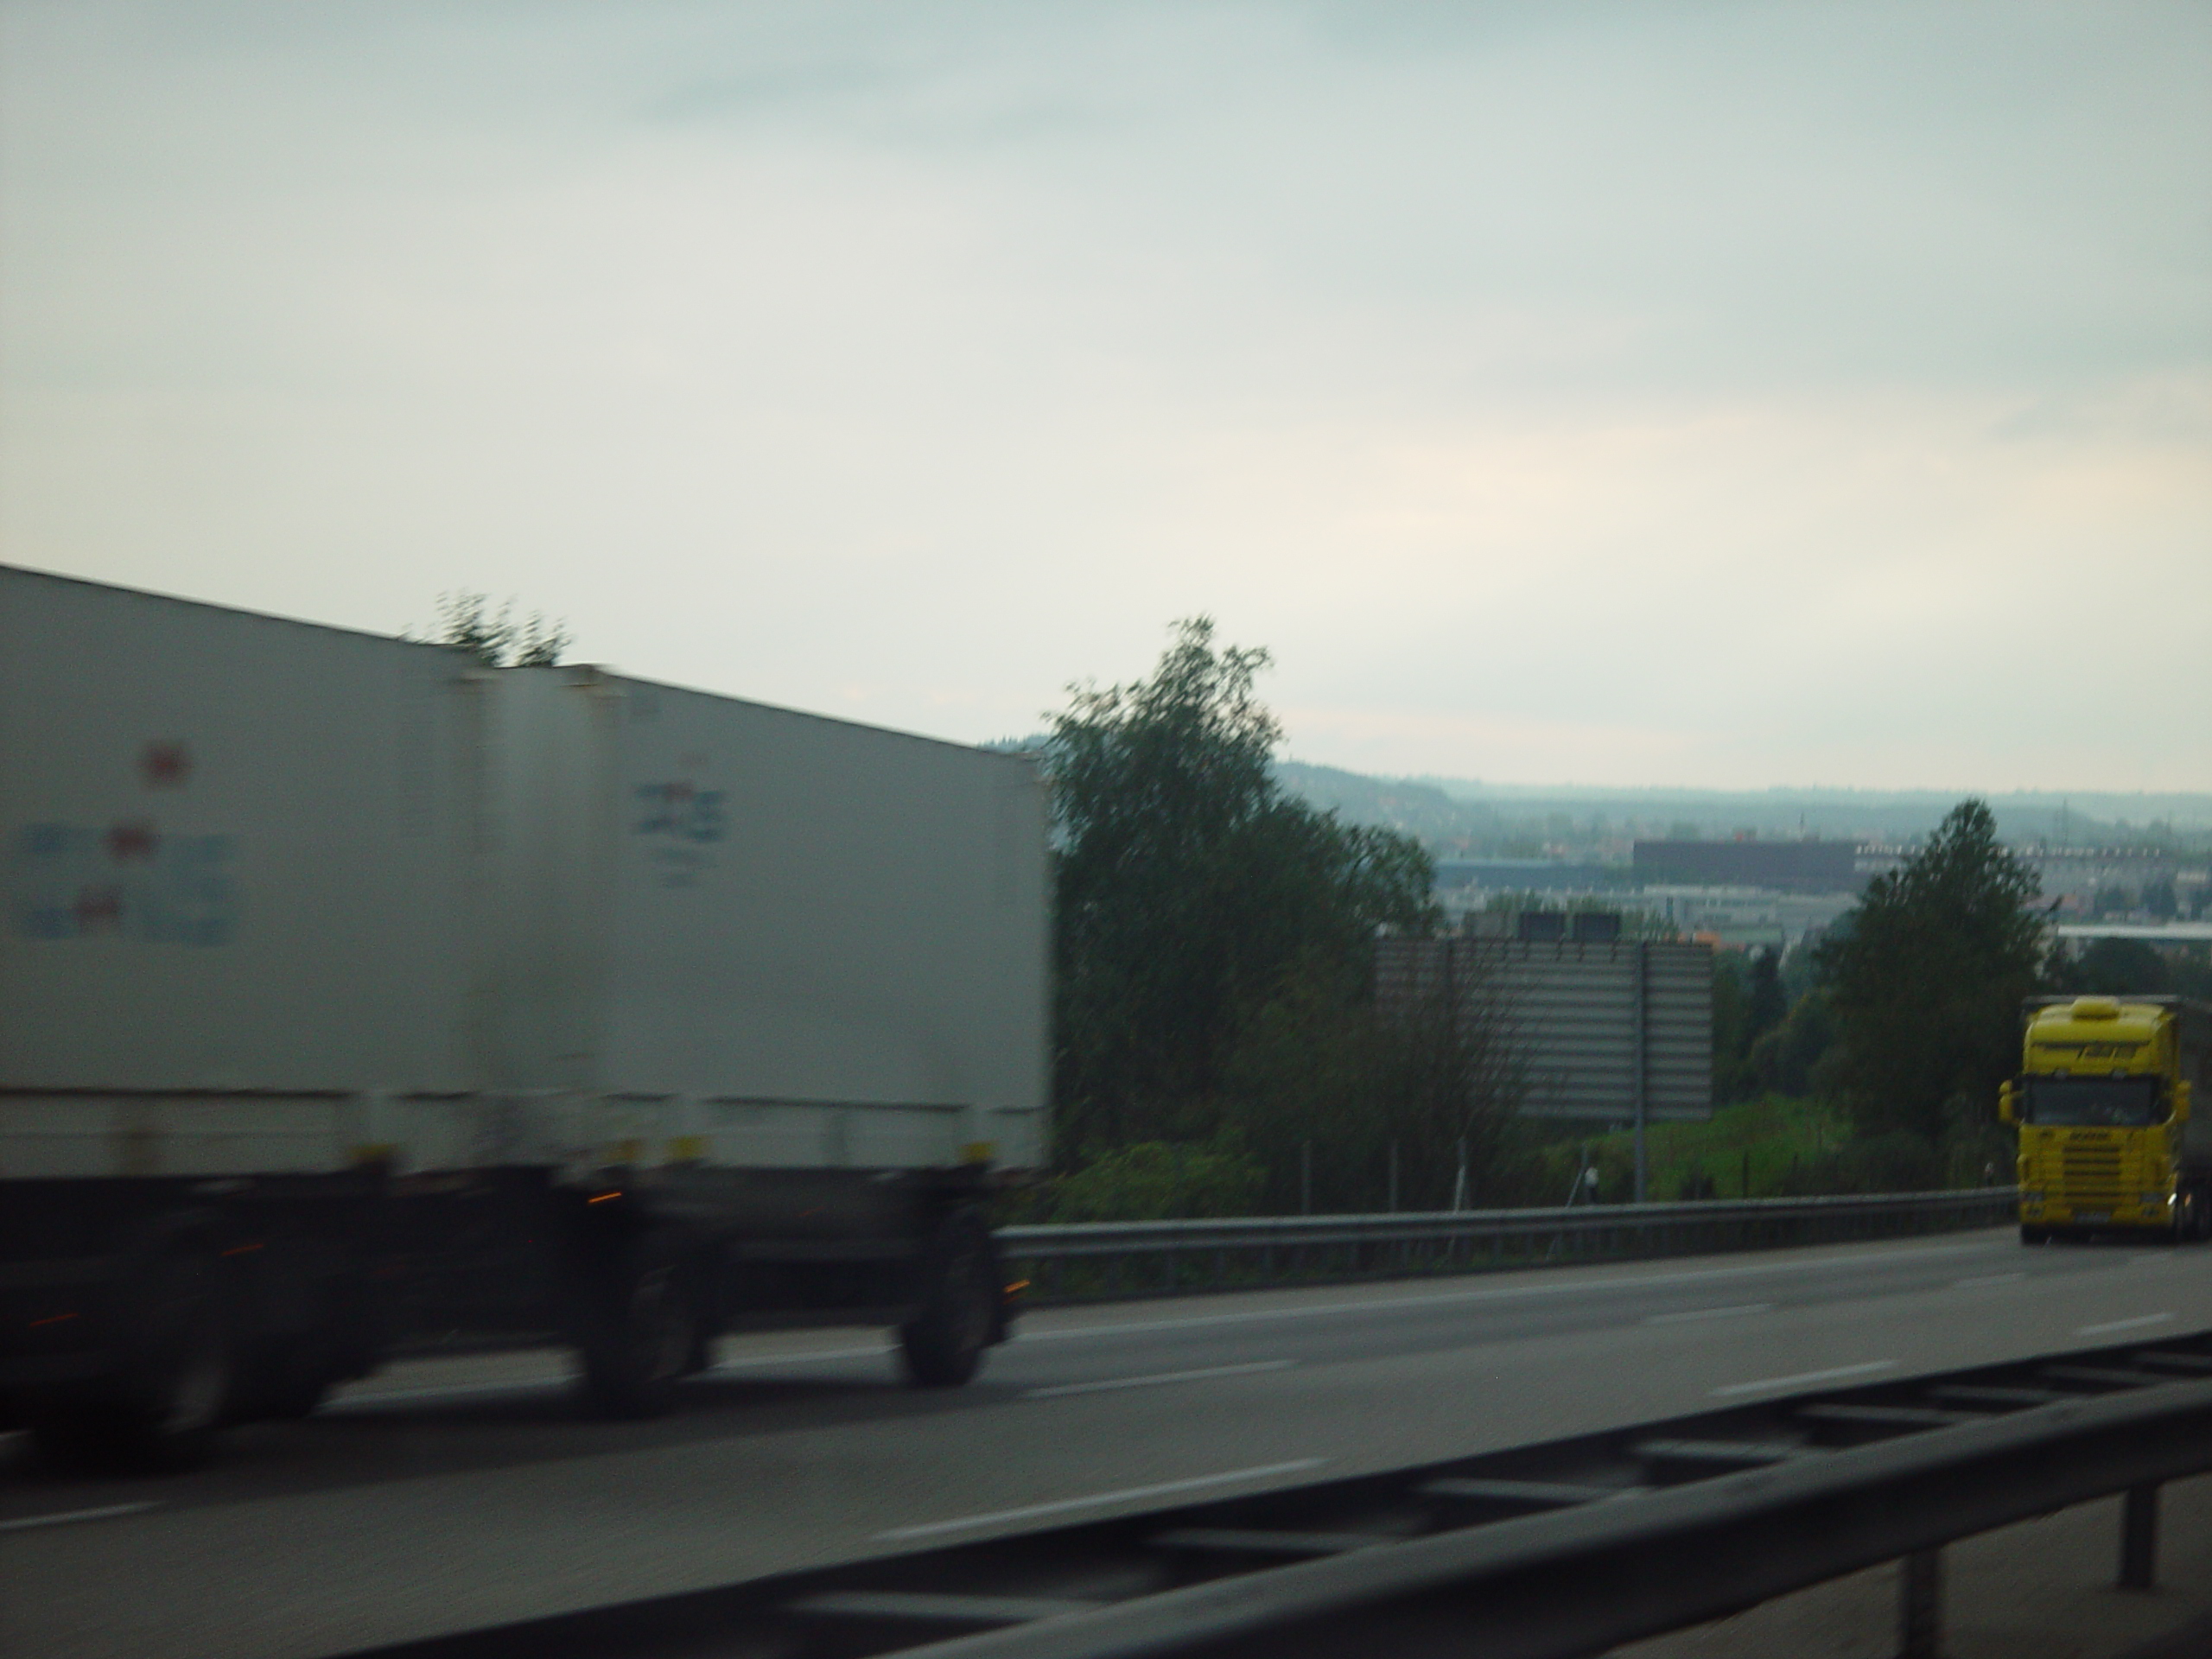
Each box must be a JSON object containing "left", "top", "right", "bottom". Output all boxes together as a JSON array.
[{"left": 1630, "top": 838, "right": 1864, "bottom": 893}]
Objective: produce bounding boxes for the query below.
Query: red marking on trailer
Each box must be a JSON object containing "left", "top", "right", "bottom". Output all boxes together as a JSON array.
[
  {"left": 73, "top": 887, "right": 123, "bottom": 930},
  {"left": 105, "top": 821, "right": 158, "bottom": 861},
  {"left": 142, "top": 741, "right": 191, "bottom": 787}
]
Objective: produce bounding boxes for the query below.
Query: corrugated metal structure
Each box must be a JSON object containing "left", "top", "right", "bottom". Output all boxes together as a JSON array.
[{"left": 1376, "top": 936, "right": 1713, "bottom": 1128}]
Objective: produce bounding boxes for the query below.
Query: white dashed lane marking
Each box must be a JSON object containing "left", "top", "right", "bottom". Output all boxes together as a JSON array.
[
  {"left": 0, "top": 1502, "right": 160, "bottom": 1533},
  {"left": 2076, "top": 1313, "right": 2174, "bottom": 1336},
  {"left": 877, "top": 1459, "right": 1329, "bottom": 1541},
  {"left": 1644, "top": 1303, "right": 1771, "bottom": 1325},
  {"left": 1024, "top": 1359, "right": 1296, "bottom": 1399},
  {"left": 1711, "top": 1361, "right": 1896, "bottom": 1397}
]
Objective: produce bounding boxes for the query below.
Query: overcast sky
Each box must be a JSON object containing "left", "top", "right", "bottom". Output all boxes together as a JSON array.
[{"left": 3, "top": 3, "right": 2207, "bottom": 791}]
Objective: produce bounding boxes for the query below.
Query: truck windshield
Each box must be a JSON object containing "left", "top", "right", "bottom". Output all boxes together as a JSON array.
[{"left": 2022, "top": 1076, "right": 2161, "bottom": 1127}]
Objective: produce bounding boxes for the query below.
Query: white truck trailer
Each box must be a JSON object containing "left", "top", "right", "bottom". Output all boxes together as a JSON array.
[{"left": 0, "top": 565, "right": 1049, "bottom": 1465}]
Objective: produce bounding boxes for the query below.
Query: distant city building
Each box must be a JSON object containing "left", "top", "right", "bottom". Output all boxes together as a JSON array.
[
  {"left": 1637, "top": 886, "right": 1857, "bottom": 953},
  {"left": 2052, "top": 922, "right": 2212, "bottom": 950},
  {"left": 2025, "top": 854, "right": 2207, "bottom": 919},
  {"left": 1630, "top": 838, "right": 1866, "bottom": 893},
  {"left": 1432, "top": 859, "right": 1618, "bottom": 892}
]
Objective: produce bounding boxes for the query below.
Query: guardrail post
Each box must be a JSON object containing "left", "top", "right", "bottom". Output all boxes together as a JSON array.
[
  {"left": 1898, "top": 1548, "right": 1942, "bottom": 1658},
  {"left": 2120, "top": 1484, "right": 2159, "bottom": 1590}
]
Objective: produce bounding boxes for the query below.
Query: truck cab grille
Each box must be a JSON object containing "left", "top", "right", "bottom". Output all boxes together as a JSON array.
[{"left": 2060, "top": 1144, "right": 2126, "bottom": 1204}]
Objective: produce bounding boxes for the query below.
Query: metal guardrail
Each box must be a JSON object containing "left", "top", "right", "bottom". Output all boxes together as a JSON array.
[
  {"left": 891, "top": 1352, "right": 2212, "bottom": 1659},
  {"left": 347, "top": 1326, "right": 2212, "bottom": 1659},
  {"left": 999, "top": 1188, "right": 2018, "bottom": 1300}
]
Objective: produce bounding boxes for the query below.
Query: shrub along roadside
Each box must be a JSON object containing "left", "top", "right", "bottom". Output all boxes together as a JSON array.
[{"left": 1529, "top": 1095, "right": 1952, "bottom": 1205}]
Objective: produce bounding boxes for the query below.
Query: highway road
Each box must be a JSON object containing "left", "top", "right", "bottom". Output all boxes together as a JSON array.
[{"left": 5, "top": 1225, "right": 2211, "bottom": 1659}]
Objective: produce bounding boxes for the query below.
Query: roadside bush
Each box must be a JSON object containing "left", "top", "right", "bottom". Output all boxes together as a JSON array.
[
  {"left": 1777, "top": 1129, "right": 1940, "bottom": 1195},
  {"left": 1033, "top": 1139, "right": 1268, "bottom": 1223}
]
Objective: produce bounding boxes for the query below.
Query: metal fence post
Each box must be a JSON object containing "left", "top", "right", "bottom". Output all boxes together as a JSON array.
[
  {"left": 1632, "top": 938, "right": 1649, "bottom": 1204},
  {"left": 2120, "top": 1484, "right": 2159, "bottom": 1589},
  {"left": 1899, "top": 1548, "right": 1942, "bottom": 1659}
]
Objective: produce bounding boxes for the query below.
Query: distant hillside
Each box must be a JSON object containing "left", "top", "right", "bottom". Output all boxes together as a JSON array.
[
  {"left": 1402, "top": 780, "right": 2212, "bottom": 847},
  {"left": 990, "top": 740, "right": 2211, "bottom": 856},
  {"left": 1274, "top": 765, "right": 2211, "bottom": 857},
  {"left": 1268, "top": 763, "right": 1501, "bottom": 842}
]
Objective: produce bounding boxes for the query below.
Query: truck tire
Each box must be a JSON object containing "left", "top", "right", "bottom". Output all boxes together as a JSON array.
[
  {"left": 2183, "top": 1190, "right": 2211, "bottom": 1244},
  {"left": 228, "top": 1282, "right": 344, "bottom": 1423},
  {"left": 33, "top": 1243, "right": 237, "bottom": 1472},
  {"left": 230, "top": 1334, "right": 338, "bottom": 1422},
  {"left": 2020, "top": 1224, "right": 2047, "bottom": 1245},
  {"left": 899, "top": 1211, "right": 1000, "bottom": 1389},
  {"left": 575, "top": 1232, "right": 697, "bottom": 1421}
]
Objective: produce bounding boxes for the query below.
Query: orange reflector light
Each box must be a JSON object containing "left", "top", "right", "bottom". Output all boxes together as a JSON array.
[
  {"left": 588, "top": 1191, "right": 623, "bottom": 1205},
  {"left": 1004, "top": 1280, "right": 1031, "bottom": 1296},
  {"left": 29, "top": 1312, "right": 78, "bottom": 1327},
  {"left": 222, "top": 1242, "right": 264, "bottom": 1255}
]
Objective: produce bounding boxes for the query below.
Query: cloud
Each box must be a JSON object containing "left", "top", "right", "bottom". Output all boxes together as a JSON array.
[{"left": 2, "top": 2, "right": 2206, "bottom": 790}]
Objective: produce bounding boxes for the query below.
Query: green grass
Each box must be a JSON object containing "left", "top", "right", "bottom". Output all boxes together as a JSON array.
[{"left": 1536, "top": 1094, "right": 1854, "bottom": 1204}]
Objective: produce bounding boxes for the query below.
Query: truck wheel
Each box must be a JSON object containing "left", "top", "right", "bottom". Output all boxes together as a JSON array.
[
  {"left": 229, "top": 1300, "right": 343, "bottom": 1423},
  {"left": 34, "top": 1245, "right": 236, "bottom": 1472},
  {"left": 575, "top": 1234, "right": 697, "bottom": 1421},
  {"left": 900, "top": 1212, "right": 999, "bottom": 1389},
  {"left": 231, "top": 1337, "right": 337, "bottom": 1422},
  {"left": 2185, "top": 1192, "right": 2211, "bottom": 1244}
]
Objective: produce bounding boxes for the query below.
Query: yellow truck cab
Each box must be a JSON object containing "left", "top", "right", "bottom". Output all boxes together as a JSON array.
[{"left": 2003, "top": 995, "right": 2210, "bottom": 1244}]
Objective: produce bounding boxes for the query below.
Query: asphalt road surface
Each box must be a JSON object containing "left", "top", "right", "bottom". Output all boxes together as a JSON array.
[{"left": 6, "top": 1226, "right": 2211, "bottom": 1659}]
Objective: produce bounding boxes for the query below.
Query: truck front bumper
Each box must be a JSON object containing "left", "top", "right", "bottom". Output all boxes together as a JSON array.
[{"left": 2022, "top": 1199, "right": 2175, "bottom": 1230}]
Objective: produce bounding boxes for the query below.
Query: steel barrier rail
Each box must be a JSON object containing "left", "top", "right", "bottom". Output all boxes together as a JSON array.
[
  {"left": 896, "top": 1369, "right": 2212, "bottom": 1659},
  {"left": 998, "top": 1188, "right": 2019, "bottom": 1300},
  {"left": 345, "top": 1326, "right": 2212, "bottom": 1659}
]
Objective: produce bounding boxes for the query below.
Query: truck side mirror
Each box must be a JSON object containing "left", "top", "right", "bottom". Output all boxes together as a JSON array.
[
  {"left": 1997, "top": 1081, "right": 2017, "bottom": 1125},
  {"left": 2174, "top": 1081, "right": 2192, "bottom": 1126}
]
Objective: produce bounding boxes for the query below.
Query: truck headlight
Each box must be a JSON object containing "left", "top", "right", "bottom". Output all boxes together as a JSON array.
[{"left": 2143, "top": 1193, "right": 2171, "bottom": 1207}]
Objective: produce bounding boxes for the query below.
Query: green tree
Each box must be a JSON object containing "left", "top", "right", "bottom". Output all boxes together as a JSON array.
[
  {"left": 1218, "top": 949, "right": 1531, "bottom": 1212},
  {"left": 1745, "top": 948, "right": 1788, "bottom": 1043},
  {"left": 1038, "top": 1139, "right": 1268, "bottom": 1222},
  {"left": 1046, "top": 619, "right": 1436, "bottom": 1160},
  {"left": 428, "top": 591, "right": 572, "bottom": 667},
  {"left": 1816, "top": 800, "right": 2047, "bottom": 1152},
  {"left": 1713, "top": 947, "right": 1790, "bottom": 1102},
  {"left": 2052, "top": 938, "right": 2177, "bottom": 1000},
  {"left": 2143, "top": 875, "right": 2178, "bottom": 920},
  {"left": 1743, "top": 988, "right": 1835, "bottom": 1098}
]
